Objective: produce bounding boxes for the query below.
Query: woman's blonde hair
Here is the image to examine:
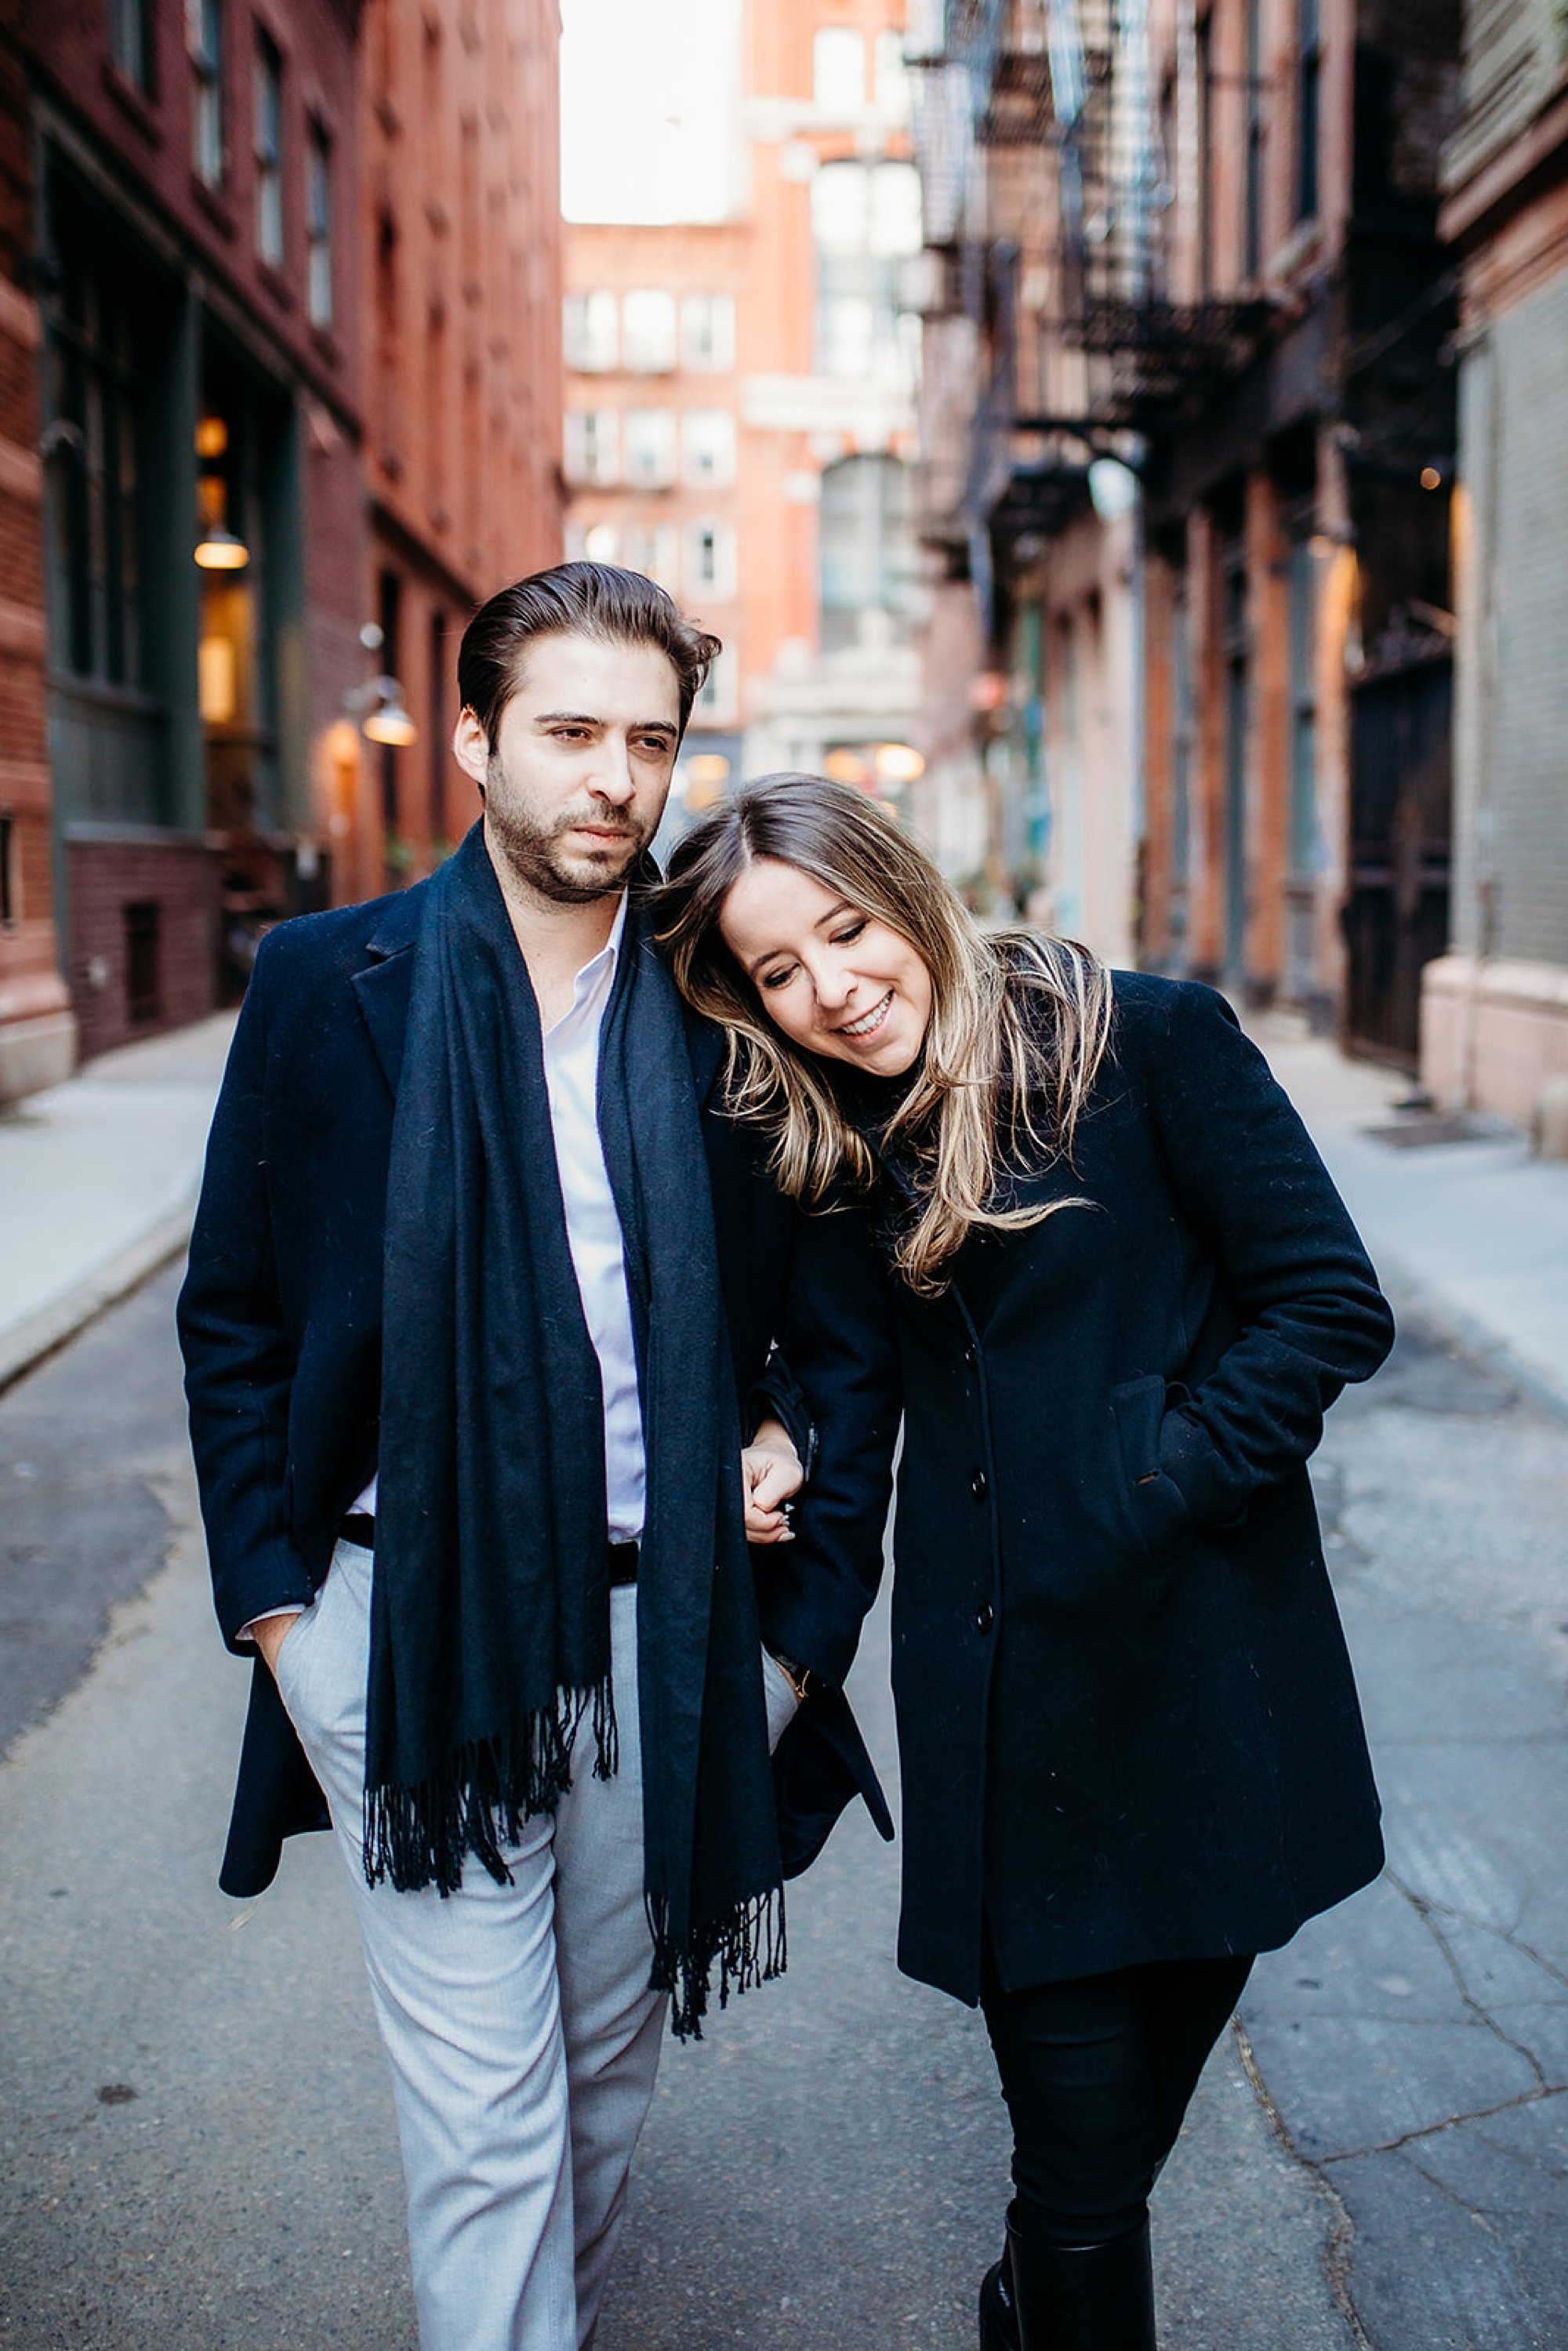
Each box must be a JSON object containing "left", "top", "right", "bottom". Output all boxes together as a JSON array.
[{"left": 655, "top": 774, "right": 1112, "bottom": 1293}]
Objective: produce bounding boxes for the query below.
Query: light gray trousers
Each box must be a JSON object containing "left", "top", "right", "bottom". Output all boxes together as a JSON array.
[{"left": 276, "top": 1536, "right": 796, "bottom": 2351}]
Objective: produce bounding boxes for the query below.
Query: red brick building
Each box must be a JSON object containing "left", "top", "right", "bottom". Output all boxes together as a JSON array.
[
  {"left": 0, "top": 16, "right": 74, "bottom": 1102},
  {"left": 3, "top": 0, "right": 564, "bottom": 1068},
  {"left": 16, "top": 0, "right": 365, "bottom": 1061},
  {"left": 352, "top": 0, "right": 563, "bottom": 902}
]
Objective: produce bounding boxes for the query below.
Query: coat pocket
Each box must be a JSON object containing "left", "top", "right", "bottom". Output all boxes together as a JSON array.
[{"left": 1111, "top": 1373, "right": 1195, "bottom": 1569}]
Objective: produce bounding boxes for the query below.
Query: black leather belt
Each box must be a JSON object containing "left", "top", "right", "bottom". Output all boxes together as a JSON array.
[{"left": 339, "top": 1513, "right": 638, "bottom": 1587}]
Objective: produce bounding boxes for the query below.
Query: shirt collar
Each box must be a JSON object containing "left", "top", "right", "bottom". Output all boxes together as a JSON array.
[{"left": 549, "top": 892, "right": 630, "bottom": 1036}]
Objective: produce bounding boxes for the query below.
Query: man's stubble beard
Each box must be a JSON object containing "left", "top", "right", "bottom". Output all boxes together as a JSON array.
[{"left": 484, "top": 763, "right": 655, "bottom": 907}]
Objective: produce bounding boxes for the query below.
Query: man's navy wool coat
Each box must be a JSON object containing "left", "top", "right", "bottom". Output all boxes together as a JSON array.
[{"left": 178, "top": 880, "right": 896, "bottom": 1900}]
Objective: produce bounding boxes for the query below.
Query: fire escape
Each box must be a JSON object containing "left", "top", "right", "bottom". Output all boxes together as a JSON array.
[
  {"left": 910, "top": 2, "right": 1269, "bottom": 630},
  {"left": 1025, "top": 0, "right": 1268, "bottom": 433}
]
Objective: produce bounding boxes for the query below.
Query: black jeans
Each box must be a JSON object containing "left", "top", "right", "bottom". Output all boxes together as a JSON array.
[{"left": 981, "top": 1948, "right": 1254, "bottom": 2251}]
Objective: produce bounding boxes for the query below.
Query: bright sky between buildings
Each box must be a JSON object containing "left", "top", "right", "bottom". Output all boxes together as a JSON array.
[{"left": 560, "top": 0, "right": 743, "bottom": 226}]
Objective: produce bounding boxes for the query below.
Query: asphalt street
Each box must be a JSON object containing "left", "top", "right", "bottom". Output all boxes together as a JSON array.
[{"left": 0, "top": 1261, "right": 1564, "bottom": 2348}]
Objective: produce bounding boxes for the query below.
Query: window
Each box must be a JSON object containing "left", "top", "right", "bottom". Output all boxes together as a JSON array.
[
  {"left": 1296, "top": 0, "right": 1321, "bottom": 223},
  {"left": 681, "top": 293, "right": 735, "bottom": 373},
  {"left": 583, "top": 524, "right": 619, "bottom": 561},
  {"left": 110, "top": 0, "right": 154, "bottom": 95},
  {"left": 430, "top": 608, "right": 449, "bottom": 842},
  {"left": 684, "top": 519, "right": 736, "bottom": 602},
  {"left": 622, "top": 524, "right": 681, "bottom": 593},
  {"left": 564, "top": 409, "right": 619, "bottom": 486},
  {"left": 43, "top": 248, "right": 145, "bottom": 690},
  {"left": 622, "top": 408, "right": 677, "bottom": 488},
  {"left": 874, "top": 29, "right": 909, "bottom": 114},
  {"left": 692, "top": 647, "right": 737, "bottom": 726},
  {"left": 378, "top": 568, "right": 401, "bottom": 841},
  {"left": 621, "top": 289, "right": 677, "bottom": 373},
  {"left": 306, "top": 122, "right": 332, "bottom": 326},
  {"left": 1196, "top": 12, "right": 1214, "bottom": 296},
  {"left": 125, "top": 901, "right": 162, "bottom": 1025},
  {"left": 254, "top": 33, "right": 284, "bottom": 268},
  {"left": 814, "top": 27, "right": 866, "bottom": 113},
  {"left": 564, "top": 290, "right": 619, "bottom": 372},
  {"left": 818, "top": 455, "right": 916, "bottom": 652},
  {"left": 1287, "top": 541, "right": 1317, "bottom": 876},
  {"left": 1243, "top": 0, "right": 1262, "bottom": 278},
  {"left": 681, "top": 409, "right": 735, "bottom": 488},
  {"left": 812, "top": 161, "right": 922, "bottom": 385},
  {"left": 189, "top": 0, "right": 223, "bottom": 183}
]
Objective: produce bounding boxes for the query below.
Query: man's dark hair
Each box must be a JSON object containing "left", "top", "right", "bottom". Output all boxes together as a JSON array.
[{"left": 457, "top": 562, "right": 722, "bottom": 749}]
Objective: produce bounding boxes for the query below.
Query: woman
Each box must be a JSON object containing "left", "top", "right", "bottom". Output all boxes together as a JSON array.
[{"left": 655, "top": 775, "right": 1393, "bottom": 2351}]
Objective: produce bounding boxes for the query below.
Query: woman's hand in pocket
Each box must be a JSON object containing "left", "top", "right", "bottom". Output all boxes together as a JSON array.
[{"left": 742, "top": 1415, "right": 804, "bottom": 1544}]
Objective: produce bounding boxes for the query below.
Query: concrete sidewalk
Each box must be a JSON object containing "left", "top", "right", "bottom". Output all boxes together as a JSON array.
[
  {"left": 1249, "top": 1012, "right": 1568, "bottom": 1413},
  {"left": 0, "top": 1014, "right": 234, "bottom": 1391}
]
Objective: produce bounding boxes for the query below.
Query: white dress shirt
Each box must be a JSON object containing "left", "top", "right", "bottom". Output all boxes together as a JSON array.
[
  {"left": 536, "top": 894, "right": 646, "bottom": 1540},
  {"left": 247, "top": 899, "right": 645, "bottom": 1637}
]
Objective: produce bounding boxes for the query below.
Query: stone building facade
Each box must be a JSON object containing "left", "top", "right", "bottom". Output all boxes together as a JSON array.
[{"left": 1421, "top": 0, "right": 1568, "bottom": 1127}]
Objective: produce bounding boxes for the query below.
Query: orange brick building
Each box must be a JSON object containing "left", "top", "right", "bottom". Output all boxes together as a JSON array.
[
  {"left": 351, "top": 0, "right": 564, "bottom": 902},
  {"left": 564, "top": 0, "right": 923, "bottom": 822}
]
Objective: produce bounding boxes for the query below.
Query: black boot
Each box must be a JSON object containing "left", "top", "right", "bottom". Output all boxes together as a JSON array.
[
  {"left": 1005, "top": 2214, "right": 1156, "bottom": 2351},
  {"left": 977, "top": 2241, "right": 1020, "bottom": 2351}
]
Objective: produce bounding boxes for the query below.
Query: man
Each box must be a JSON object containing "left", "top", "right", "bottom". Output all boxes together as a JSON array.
[{"left": 178, "top": 564, "right": 895, "bottom": 2351}]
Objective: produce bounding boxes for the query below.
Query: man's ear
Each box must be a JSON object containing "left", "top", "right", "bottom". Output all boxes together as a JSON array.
[{"left": 453, "top": 705, "right": 490, "bottom": 793}]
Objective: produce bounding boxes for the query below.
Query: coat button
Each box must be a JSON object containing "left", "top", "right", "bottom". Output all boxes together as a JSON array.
[
  {"left": 971, "top": 1468, "right": 988, "bottom": 1501},
  {"left": 963, "top": 1342, "right": 978, "bottom": 1368},
  {"left": 975, "top": 1601, "right": 994, "bottom": 1634}
]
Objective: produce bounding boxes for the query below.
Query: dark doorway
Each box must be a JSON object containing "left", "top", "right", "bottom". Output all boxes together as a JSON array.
[{"left": 1343, "top": 645, "right": 1451, "bottom": 1068}]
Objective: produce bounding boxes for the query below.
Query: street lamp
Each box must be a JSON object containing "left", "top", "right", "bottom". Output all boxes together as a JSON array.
[{"left": 358, "top": 679, "right": 418, "bottom": 746}]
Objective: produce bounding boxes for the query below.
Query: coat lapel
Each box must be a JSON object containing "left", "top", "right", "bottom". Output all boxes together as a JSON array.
[{"left": 350, "top": 883, "right": 426, "bottom": 1099}]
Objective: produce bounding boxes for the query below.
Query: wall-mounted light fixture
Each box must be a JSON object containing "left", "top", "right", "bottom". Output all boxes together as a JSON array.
[
  {"left": 194, "top": 422, "right": 250, "bottom": 568},
  {"left": 360, "top": 680, "right": 418, "bottom": 746}
]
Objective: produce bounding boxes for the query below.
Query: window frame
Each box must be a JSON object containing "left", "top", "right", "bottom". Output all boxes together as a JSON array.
[
  {"left": 254, "top": 31, "right": 285, "bottom": 270},
  {"left": 189, "top": 0, "right": 224, "bottom": 185},
  {"left": 306, "top": 118, "right": 333, "bottom": 327}
]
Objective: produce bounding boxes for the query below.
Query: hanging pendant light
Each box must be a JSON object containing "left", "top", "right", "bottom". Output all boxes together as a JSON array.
[{"left": 361, "top": 679, "right": 418, "bottom": 746}]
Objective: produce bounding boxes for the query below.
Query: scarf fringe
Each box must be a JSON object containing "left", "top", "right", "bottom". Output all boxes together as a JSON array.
[
  {"left": 362, "top": 1674, "right": 619, "bottom": 1896},
  {"left": 646, "top": 1885, "right": 788, "bottom": 2041}
]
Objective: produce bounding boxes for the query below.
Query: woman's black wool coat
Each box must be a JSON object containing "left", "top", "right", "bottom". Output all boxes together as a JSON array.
[{"left": 811, "top": 972, "right": 1395, "bottom": 2008}]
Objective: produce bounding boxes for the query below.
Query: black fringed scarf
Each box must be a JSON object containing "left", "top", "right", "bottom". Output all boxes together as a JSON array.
[{"left": 366, "top": 824, "right": 785, "bottom": 2036}]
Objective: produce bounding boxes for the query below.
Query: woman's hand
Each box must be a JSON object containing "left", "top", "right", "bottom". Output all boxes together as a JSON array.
[{"left": 742, "top": 1415, "right": 804, "bottom": 1543}]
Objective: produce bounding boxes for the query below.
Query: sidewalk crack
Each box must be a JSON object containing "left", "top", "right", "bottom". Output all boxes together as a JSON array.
[
  {"left": 1231, "top": 2016, "right": 1374, "bottom": 2350},
  {"left": 1385, "top": 1867, "right": 1557, "bottom": 2083},
  {"left": 1316, "top": 2081, "right": 1568, "bottom": 2162}
]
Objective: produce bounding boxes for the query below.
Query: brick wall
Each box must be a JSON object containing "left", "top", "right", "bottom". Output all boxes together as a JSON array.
[
  {"left": 65, "top": 839, "right": 216, "bottom": 1063},
  {"left": 356, "top": 0, "right": 564, "bottom": 892},
  {"left": 0, "top": 18, "right": 74, "bottom": 1101}
]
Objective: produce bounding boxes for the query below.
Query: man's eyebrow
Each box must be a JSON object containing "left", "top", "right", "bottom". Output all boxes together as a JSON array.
[{"left": 530, "top": 710, "right": 678, "bottom": 738}]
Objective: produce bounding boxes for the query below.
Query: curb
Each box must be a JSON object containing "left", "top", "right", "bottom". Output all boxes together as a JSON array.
[{"left": 0, "top": 1199, "right": 197, "bottom": 1399}]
